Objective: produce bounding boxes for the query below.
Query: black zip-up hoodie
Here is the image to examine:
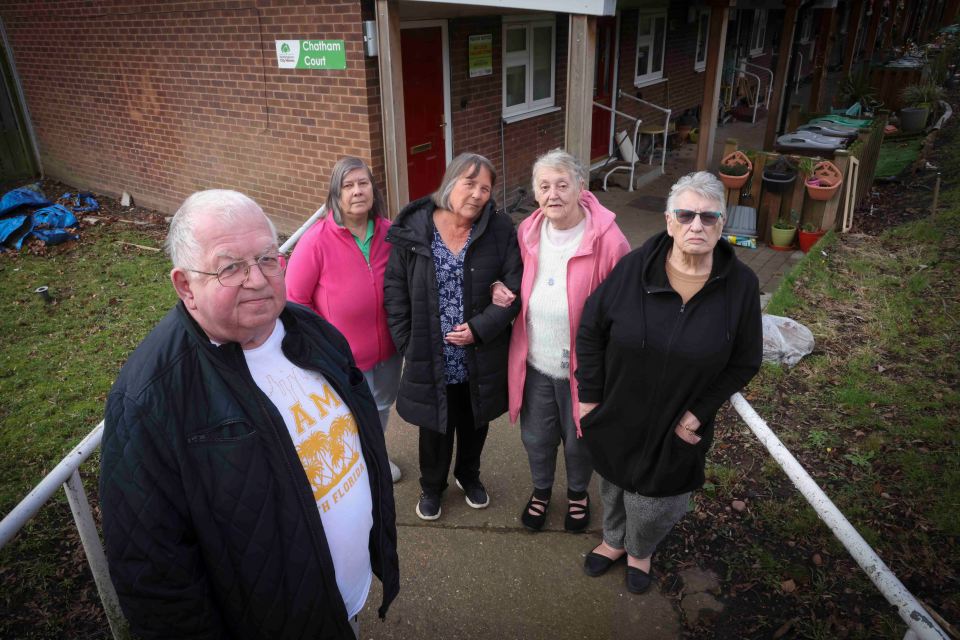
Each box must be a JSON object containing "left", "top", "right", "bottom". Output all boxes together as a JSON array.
[
  {"left": 575, "top": 231, "right": 762, "bottom": 496},
  {"left": 100, "top": 302, "right": 399, "bottom": 639}
]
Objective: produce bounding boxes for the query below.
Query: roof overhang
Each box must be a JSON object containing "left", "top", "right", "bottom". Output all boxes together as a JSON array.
[{"left": 405, "top": 0, "right": 616, "bottom": 16}]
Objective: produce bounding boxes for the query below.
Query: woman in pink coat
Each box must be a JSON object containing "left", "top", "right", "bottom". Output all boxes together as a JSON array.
[
  {"left": 286, "top": 156, "right": 402, "bottom": 482},
  {"left": 499, "top": 149, "right": 629, "bottom": 531}
]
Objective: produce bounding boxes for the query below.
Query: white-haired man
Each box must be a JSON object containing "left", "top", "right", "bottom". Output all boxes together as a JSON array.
[{"left": 99, "top": 190, "right": 399, "bottom": 639}]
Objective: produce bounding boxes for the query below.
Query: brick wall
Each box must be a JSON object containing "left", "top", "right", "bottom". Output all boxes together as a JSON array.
[
  {"left": 448, "top": 15, "right": 567, "bottom": 210},
  {"left": 615, "top": 7, "right": 704, "bottom": 128},
  {"left": 0, "top": 0, "right": 381, "bottom": 232}
]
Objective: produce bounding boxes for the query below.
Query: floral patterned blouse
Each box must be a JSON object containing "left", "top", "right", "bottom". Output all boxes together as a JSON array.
[{"left": 432, "top": 225, "right": 474, "bottom": 384}]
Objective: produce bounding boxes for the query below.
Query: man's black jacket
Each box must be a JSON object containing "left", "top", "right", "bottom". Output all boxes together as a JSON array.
[{"left": 99, "top": 302, "right": 399, "bottom": 640}]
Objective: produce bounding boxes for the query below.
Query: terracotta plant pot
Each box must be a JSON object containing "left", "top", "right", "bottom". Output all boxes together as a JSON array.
[
  {"left": 770, "top": 225, "right": 797, "bottom": 249},
  {"left": 805, "top": 160, "right": 843, "bottom": 201},
  {"left": 798, "top": 228, "right": 827, "bottom": 253},
  {"left": 718, "top": 150, "right": 753, "bottom": 190}
]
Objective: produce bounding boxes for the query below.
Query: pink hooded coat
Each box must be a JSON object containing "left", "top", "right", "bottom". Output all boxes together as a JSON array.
[
  {"left": 507, "top": 190, "right": 630, "bottom": 435},
  {"left": 285, "top": 214, "right": 396, "bottom": 371}
]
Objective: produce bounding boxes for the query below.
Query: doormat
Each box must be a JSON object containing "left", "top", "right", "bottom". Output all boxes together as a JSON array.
[{"left": 627, "top": 195, "right": 666, "bottom": 212}]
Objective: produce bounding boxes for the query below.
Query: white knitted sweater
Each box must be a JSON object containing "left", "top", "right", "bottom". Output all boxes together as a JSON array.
[{"left": 526, "top": 218, "right": 585, "bottom": 379}]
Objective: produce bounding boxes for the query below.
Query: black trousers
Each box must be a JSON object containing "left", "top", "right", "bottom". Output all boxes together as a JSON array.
[{"left": 418, "top": 382, "right": 489, "bottom": 494}]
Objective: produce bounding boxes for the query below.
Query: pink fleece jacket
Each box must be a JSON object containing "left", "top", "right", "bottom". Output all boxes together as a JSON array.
[
  {"left": 285, "top": 214, "right": 396, "bottom": 371},
  {"left": 507, "top": 190, "right": 630, "bottom": 435}
]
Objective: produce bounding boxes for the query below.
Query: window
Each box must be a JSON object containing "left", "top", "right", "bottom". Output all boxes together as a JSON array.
[
  {"left": 635, "top": 11, "right": 667, "bottom": 87},
  {"left": 694, "top": 10, "right": 709, "bottom": 72},
  {"left": 502, "top": 17, "right": 556, "bottom": 118},
  {"left": 749, "top": 9, "right": 767, "bottom": 56}
]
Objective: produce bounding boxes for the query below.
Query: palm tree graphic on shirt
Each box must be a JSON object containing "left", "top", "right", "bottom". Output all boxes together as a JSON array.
[{"left": 298, "top": 414, "right": 360, "bottom": 500}]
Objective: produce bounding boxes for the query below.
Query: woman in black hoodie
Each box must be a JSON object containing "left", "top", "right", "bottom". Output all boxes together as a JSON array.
[{"left": 575, "top": 171, "right": 762, "bottom": 595}]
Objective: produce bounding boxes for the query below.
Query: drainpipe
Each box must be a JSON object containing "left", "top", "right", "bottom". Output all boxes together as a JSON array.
[{"left": 0, "top": 18, "right": 43, "bottom": 178}]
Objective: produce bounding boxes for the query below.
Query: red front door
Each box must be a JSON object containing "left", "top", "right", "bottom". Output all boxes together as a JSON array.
[
  {"left": 401, "top": 27, "right": 446, "bottom": 201},
  {"left": 591, "top": 17, "right": 617, "bottom": 162}
]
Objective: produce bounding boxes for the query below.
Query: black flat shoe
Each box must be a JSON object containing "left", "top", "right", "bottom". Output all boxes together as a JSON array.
[
  {"left": 583, "top": 550, "right": 625, "bottom": 577},
  {"left": 564, "top": 495, "right": 590, "bottom": 533},
  {"left": 625, "top": 566, "right": 653, "bottom": 594},
  {"left": 521, "top": 494, "right": 549, "bottom": 531}
]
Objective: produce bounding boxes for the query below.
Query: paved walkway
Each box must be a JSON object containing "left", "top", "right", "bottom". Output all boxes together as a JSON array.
[{"left": 360, "top": 107, "right": 811, "bottom": 640}]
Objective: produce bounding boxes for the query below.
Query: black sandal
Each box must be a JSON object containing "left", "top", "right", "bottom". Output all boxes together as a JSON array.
[
  {"left": 564, "top": 494, "right": 590, "bottom": 533},
  {"left": 521, "top": 493, "right": 550, "bottom": 531}
]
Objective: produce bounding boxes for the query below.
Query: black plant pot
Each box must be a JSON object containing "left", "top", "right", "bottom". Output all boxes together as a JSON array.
[{"left": 762, "top": 159, "right": 797, "bottom": 194}]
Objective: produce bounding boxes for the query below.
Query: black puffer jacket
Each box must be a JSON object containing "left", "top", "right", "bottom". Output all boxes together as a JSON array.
[
  {"left": 384, "top": 196, "right": 522, "bottom": 433},
  {"left": 576, "top": 231, "right": 762, "bottom": 496},
  {"left": 100, "top": 303, "right": 399, "bottom": 640}
]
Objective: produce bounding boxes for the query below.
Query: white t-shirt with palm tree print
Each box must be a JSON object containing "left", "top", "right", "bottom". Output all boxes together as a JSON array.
[{"left": 243, "top": 320, "right": 373, "bottom": 619}]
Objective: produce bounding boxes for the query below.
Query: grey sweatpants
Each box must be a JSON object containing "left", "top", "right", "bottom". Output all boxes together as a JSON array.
[
  {"left": 599, "top": 476, "right": 690, "bottom": 558},
  {"left": 519, "top": 365, "right": 593, "bottom": 493},
  {"left": 362, "top": 352, "right": 402, "bottom": 433}
]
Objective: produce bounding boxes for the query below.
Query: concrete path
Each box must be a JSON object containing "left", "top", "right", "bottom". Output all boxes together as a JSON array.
[
  {"left": 358, "top": 100, "right": 815, "bottom": 640},
  {"left": 362, "top": 412, "right": 684, "bottom": 640}
]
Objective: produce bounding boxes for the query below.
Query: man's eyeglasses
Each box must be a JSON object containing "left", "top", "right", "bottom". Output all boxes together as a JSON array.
[
  {"left": 187, "top": 254, "right": 287, "bottom": 287},
  {"left": 671, "top": 209, "right": 723, "bottom": 226}
]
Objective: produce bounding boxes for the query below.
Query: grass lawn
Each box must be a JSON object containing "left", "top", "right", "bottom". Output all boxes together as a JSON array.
[
  {"left": 0, "top": 224, "right": 174, "bottom": 637},
  {"left": 873, "top": 137, "right": 925, "bottom": 178},
  {"left": 670, "top": 190, "right": 960, "bottom": 636}
]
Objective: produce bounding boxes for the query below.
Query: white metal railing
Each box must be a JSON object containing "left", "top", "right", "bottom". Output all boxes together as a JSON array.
[
  {"left": 744, "top": 61, "right": 774, "bottom": 110},
  {"left": 796, "top": 50, "right": 805, "bottom": 95},
  {"left": 592, "top": 100, "right": 643, "bottom": 192},
  {"left": 730, "top": 393, "right": 948, "bottom": 640},
  {"left": 617, "top": 91, "right": 672, "bottom": 176},
  {"left": 738, "top": 68, "right": 763, "bottom": 123},
  {"left": 0, "top": 203, "right": 949, "bottom": 640},
  {"left": 0, "top": 209, "right": 323, "bottom": 639}
]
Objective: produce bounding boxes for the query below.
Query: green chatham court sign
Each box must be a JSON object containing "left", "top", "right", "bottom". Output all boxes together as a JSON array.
[{"left": 275, "top": 40, "right": 347, "bottom": 70}]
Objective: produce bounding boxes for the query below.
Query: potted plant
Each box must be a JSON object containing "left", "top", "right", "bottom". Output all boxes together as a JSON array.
[
  {"left": 771, "top": 209, "right": 799, "bottom": 250},
  {"left": 798, "top": 222, "right": 827, "bottom": 253},
  {"left": 804, "top": 159, "right": 844, "bottom": 201},
  {"left": 762, "top": 156, "right": 797, "bottom": 194},
  {"left": 836, "top": 70, "right": 882, "bottom": 115},
  {"left": 718, "top": 150, "right": 753, "bottom": 189},
  {"left": 900, "top": 83, "right": 944, "bottom": 133}
]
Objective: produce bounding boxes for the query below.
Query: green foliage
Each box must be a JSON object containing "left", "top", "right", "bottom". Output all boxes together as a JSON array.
[
  {"left": 874, "top": 138, "right": 924, "bottom": 178},
  {"left": 0, "top": 229, "right": 174, "bottom": 510},
  {"left": 719, "top": 161, "right": 750, "bottom": 176},
  {"left": 901, "top": 82, "right": 945, "bottom": 107}
]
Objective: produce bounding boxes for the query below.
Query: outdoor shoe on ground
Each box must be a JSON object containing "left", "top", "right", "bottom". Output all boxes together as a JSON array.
[
  {"left": 521, "top": 493, "right": 549, "bottom": 531},
  {"left": 625, "top": 566, "right": 653, "bottom": 594},
  {"left": 455, "top": 478, "right": 490, "bottom": 509},
  {"left": 416, "top": 491, "right": 441, "bottom": 520},
  {"left": 564, "top": 495, "right": 590, "bottom": 533},
  {"left": 389, "top": 459, "right": 401, "bottom": 483},
  {"left": 583, "top": 550, "right": 625, "bottom": 577}
]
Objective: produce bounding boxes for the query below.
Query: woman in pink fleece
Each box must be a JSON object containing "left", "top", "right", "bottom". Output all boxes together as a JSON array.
[
  {"left": 286, "top": 156, "right": 402, "bottom": 482},
  {"left": 499, "top": 149, "right": 630, "bottom": 532}
]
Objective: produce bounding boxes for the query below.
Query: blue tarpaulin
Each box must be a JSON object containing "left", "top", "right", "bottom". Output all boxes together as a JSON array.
[{"left": 0, "top": 186, "right": 85, "bottom": 249}]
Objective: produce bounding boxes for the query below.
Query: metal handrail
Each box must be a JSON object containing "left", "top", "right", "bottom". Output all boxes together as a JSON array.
[
  {"left": 796, "top": 50, "right": 805, "bottom": 95},
  {"left": 0, "top": 206, "right": 326, "bottom": 639},
  {"left": 616, "top": 91, "right": 671, "bottom": 176},
  {"left": 0, "top": 218, "right": 948, "bottom": 640},
  {"left": 730, "top": 393, "right": 947, "bottom": 640},
  {"left": 592, "top": 101, "right": 643, "bottom": 192},
  {"left": 744, "top": 61, "right": 773, "bottom": 108},
  {"left": 737, "top": 68, "right": 763, "bottom": 123}
]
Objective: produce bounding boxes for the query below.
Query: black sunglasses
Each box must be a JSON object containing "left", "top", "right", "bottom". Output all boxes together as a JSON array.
[{"left": 671, "top": 209, "right": 723, "bottom": 226}]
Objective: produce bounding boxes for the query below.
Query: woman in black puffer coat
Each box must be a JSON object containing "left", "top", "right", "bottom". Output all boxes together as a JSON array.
[{"left": 384, "top": 153, "right": 521, "bottom": 521}]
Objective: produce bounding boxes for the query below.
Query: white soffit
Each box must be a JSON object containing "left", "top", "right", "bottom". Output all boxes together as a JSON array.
[{"left": 406, "top": 0, "right": 616, "bottom": 16}]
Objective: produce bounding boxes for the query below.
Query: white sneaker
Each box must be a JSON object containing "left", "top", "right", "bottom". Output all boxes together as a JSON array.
[{"left": 389, "top": 459, "right": 402, "bottom": 483}]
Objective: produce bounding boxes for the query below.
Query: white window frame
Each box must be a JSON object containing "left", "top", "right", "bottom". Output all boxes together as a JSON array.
[
  {"left": 694, "top": 10, "right": 709, "bottom": 72},
  {"left": 634, "top": 10, "right": 667, "bottom": 87},
  {"left": 749, "top": 9, "right": 767, "bottom": 57},
  {"left": 502, "top": 15, "right": 557, "bottom": 119}
]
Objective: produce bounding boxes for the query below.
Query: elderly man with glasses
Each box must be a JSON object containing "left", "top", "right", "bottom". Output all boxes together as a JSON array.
[
  {"left": 99, "top": 190, "right": 399, "bottom": 640},
  {"left": 575, "top": 171, "right": 762, "bottom": 596}
]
